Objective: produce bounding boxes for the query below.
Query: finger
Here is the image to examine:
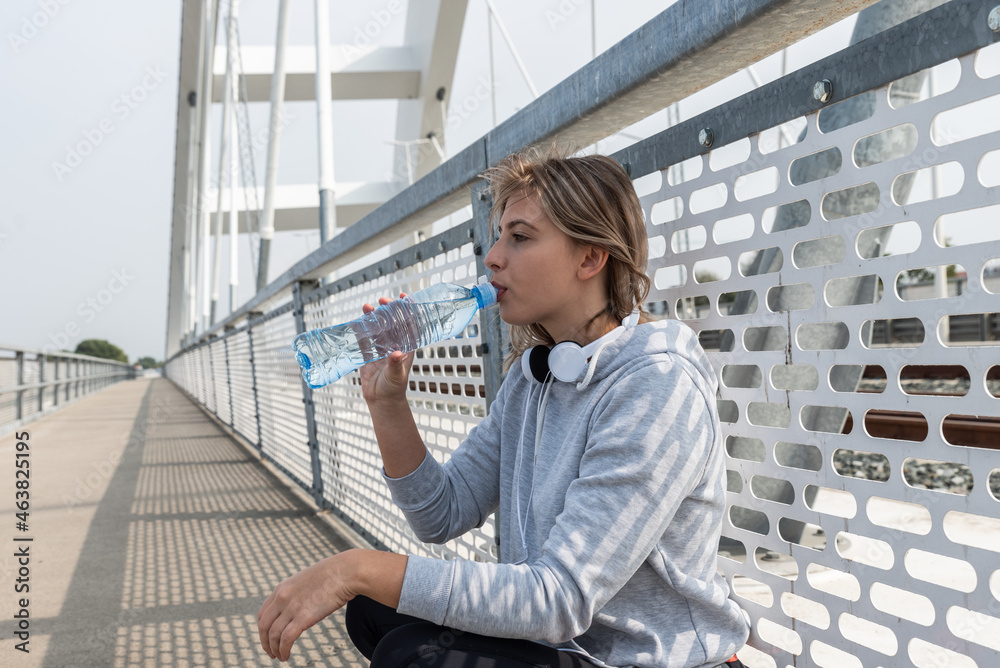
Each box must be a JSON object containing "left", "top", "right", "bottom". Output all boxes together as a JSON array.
[
  {"left": 257, "top": 595, "right": 280, "bottom": 658},
  {"left": 268, "top": 610, "right": 292, "bottom": 662},
  {"left": 279, "top": 620, "right": 305, "bottom": 663},
  {"left": 362, "top": 302, "right": 375, "bottom": 313},
  {"left": 378, "top": 296, "right": 392, "bottom": 306}
]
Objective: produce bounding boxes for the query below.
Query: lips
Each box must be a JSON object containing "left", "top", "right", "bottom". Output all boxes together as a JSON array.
[{"left": 491, "top": 281, "right": 507, "bottom": 302}]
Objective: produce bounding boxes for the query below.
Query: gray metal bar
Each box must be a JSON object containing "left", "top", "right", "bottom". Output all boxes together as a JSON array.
[
  {"left": 53, "top": 355, "right": 60, "bottom": 407},
  {"left": 15, "top": 351, "right": 24, "bottom": 421},
  {"left": 191, "top": 0, "right": 878, "bottom": 346},
  {"left": 246, "top": 314, "right": 263, "bottom": 451},
  {"left": 613, "top": 0, "right": 997, "bottom": 180},
  {"left": 292, "top": 281, "right": 325, "bottom": 505},
  {"left": 224, "top": 336, "right": 235, "bottom": 428},
  {"left": 37, "top": 356, "right": 44, "bottom": 413}
]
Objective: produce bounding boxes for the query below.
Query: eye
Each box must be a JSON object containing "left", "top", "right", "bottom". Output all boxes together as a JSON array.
[{"left": 511, "top": 233, "right": 527, "bottom": 242}]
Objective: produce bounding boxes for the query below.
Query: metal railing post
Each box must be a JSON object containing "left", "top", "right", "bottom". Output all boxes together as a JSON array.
[
  {"left": 246, "top": 312, "right": 263, "bottom": 451},
  {"left": 37, "top": 355, "right": 44, "bottom": 414},
  {"left": 15, "top": 351, "right": 24, "bottom": 421},
  {"left": 53, "top": 355, "right": 60, "bottom": 407},
  {"left": 223, "top": 328, "right": 235, "bottom": 428},
  {"left": 292, "top": 280, "right": 325, "bottom": 506}
]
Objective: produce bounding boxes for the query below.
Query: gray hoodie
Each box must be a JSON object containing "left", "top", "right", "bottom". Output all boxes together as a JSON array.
[{"left": 384, "top": 318, "right": 749, "bottom": 668}]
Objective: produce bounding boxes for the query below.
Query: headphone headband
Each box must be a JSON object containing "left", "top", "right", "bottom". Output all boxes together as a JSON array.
[{"left": 520, "top": 310, "right": 640, "bottom": 383}]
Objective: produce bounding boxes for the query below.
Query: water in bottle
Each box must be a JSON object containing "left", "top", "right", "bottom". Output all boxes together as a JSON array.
[{"left": 292, "top": 282, "right": 498, "bottom": 388}]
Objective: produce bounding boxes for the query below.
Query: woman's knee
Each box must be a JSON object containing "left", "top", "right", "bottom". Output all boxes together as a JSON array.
[{"left": 369, "top": 622, "right": 465, "bottom": 668}]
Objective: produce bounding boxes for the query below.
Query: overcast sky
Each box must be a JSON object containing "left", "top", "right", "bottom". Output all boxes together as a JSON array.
[{"left": 0, "top": 0, "right": 861, "bottom": 363}]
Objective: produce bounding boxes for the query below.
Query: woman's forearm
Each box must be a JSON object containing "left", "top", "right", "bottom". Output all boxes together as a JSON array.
[{"left": 368, "top": 398, "right": 428, "bottom": 479}]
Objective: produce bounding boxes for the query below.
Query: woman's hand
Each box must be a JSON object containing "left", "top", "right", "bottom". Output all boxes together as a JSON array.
[
  {"left": 359, "top": 295, "right": 415, "bottom": 407},
  {"left": 257, "top": 552, "right": 357, "bottom": 662}
]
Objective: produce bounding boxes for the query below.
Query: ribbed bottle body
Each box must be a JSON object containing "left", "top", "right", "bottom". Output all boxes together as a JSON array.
[{"left": 292, "top": 283, "right": 494, "bottom": 388}]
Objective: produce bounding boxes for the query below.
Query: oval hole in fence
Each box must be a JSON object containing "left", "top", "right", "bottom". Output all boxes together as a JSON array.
[
  {"left": 867, "top": 496, "right": 932, "bottom": 534},
  {"left": 747, "top": 402, "right": 791, "bottom": 428},
  {"left": 836, "top": 531, "right": 893, "bottom": 570},
  {"left": 781, "top": 592, "right": 830, "bottom": 629},
  {"left": 699, "top": 328, "right": 734, "bottom": 352},
  {"left": 710, "top": 138, "right": 751, "bottom": 171},
  {"left": 713, "top": 213, "right": 755, "bottom": 244},
  {"left": 865, "top": 410, "right": 928, "bottom": 442},
  {"left": 722, "top": 365, "right": 761, "bottom": 389},
  {"left": 767, "top": 283, "right": 815, "bottom": 312},
  {"left": 653, "top": 264, "right": 686, "bottom": 290},
  {"left": 939, "top": 312, "right": 1000, "bottom": 346},
  {"left": 689, "top": 182, "right": 728, "bottom": 215},
  {"left": 978, "top": 149, "right": 1000, "bottom": 187},
  {"left": 825, "top": 274, "right": 883, "bottom": 307},
  {"left": 763, "top": 199, "right": 811, "bottom": 233},
  {"left": 666, "top": 155, "right": 703, "bottom": 186},
  {"left": 804, "top": 485, "right": 856, "bottom": 518},
  {"left": 990, "top": 366, "right": 1000, "bottom": 398},
  {"left": 800, "top": 404, "right": 852, "bottom": 434},
  {"left": 818, "top": 91, "right": 876, "bottom": 133},
  {"left": 718, "top": 536, "right": 746, "bottom": 563},
  {"left": 903, "top": 457, "right": 971, "bottom": 494},
  {"left": 726, "top": 436, "right": 764, "bottom": 462},
  {"left": 857, "top": 220, "right": 921, "bottom": 259},
  {"left": 759, "top": 116, "right": 807, "bottom": 154},
  {"left": 771, "top": 364, "right": 819, "bottom": 391},
  {"left": 811, "top": 641, "right": 864, "bottom": 668},
  {"left": 751, "top": 475, "right": 794, "bottom": 504},
  {"left": 830, "top": 364, "right": 886, "bottom": 393},
  {"left": 726, "top": 470, "right": 743, "bottom": 493},
  {"left": 670, "top": 225, "right": 706, "bottom": 253},
  {"left": 693, "top": 257, "right": 730, "bottom": 283},
  {"left": 806, "top": 563, "right": 861, "bottom": 601},
  {"left": 778, "top": 517, "right": 825, "bottom": 551},
  {"left": 718, "top": 290, "right": 757, "bottom": 316},
  {"left": 870, "top": 582, "right": 935, "bottom": 626},
  {"left": 977, "top": 40, "right": 1000, "bottom": 78},
  {"left": 797, "top": 322, "right": 849, "bottom": 350},
  {"left": 734, "top": 166, "right": 779, "bottom": 201},
  {"left": 775, "top": 441, "right": 822, "bottom": 471},
  {"left": 717, "top": 400, "right": 738, "bottom": 424},
  {"left": 755, "top": 548, "right": 799, "bottom": 581},
  {"left": 650, "top": 197, "right": 684, "bottom": 225},
  {"left": 944, "top": 413, "right": 1000, "bottom": 448},
  {"left": 861, "top": 318, "right": 925, "bottom": 348},
  {"left": 908, "top": 637, "right": 978, "bottom": 668},
  {"left": 729, "top": 506, "right": 769, "bottom": 535},
  {"left": 932, "top": 91, "right": 1000, "bottom": 146},
  {"left": 647, "top": 235, "right": 666, "bottom": 259},
  {"left": 947, "top": 606, "right": 1000, "bottom": 652},
  {"left": 854, "top": 122, "right": 918, "bottom": 167},
  {"left": 821, "top": 182, "right": 880, "bottom": 221},
  {"left": 738, "top": 246, "right": 782, "bottom": 276},
  {"left": 838, "top": 613, "right": 897, "bottom": 656},
  {"left": 900, "top": 364, "right": 969, "bottom": 396},
  {"left": 943, "top": 510, "right": 1000, "bottom": 553},
  {"left": 675, "top": 295, "right": 709, "bottom": 320},
  {"left": 744, "top": 325, "right": 787, "bottom": 351},
  {"left": 757, "top": 618, "right": 802, "bottom": 655},
  {"left": 731, "top": 574, "right": 773, "bottom": 607},
  {"left": 833, "top": 448, "right": 890, "bottom": 481},
  {"left": 793, "top": 235, "right": 846, "bottom": 268},
  {"left": 631, "top": 170, "right": 662, "bottom": 197},
  {"left": 982, "top": 258, "right": 1000, "bottom": 293},
  {"left": 893, "top": 161, "right": 964, "bottom": 206},
  {"left": 905, "top": 548, "right": 976, "bottom": 592},
  {"left": 936, "top": 203, "right": 1000, "bottom": 246},
  {"left": 893, "top": 58, "right": 961, "bottom": 107},
  {"left": 789, "top": 146, "right": 842, "bottom": 186}
]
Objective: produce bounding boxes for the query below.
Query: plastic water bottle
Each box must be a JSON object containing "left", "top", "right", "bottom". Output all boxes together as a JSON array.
[{"left": 292, "top": 282, "right": 498, "bottom": 388}]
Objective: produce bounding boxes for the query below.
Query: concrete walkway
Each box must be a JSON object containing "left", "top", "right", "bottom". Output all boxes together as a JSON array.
[{"left": 0, "top": 377, "right": 368, "bottom": 667}]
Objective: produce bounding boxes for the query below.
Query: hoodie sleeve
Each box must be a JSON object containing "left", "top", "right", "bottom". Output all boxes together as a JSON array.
[
  {"left": 396, "top": 356, "right": 718, "bottom": 642},
  {"left": 382, "top": 377, "right": 508, "bottom": 545}
]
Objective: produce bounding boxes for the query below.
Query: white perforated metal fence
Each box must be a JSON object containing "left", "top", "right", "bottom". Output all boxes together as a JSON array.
[{"left": 165, "top": 2, "right": 1000, "bottom": 666}]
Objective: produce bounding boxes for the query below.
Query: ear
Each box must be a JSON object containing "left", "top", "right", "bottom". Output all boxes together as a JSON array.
[{"left": 577, "top": 245, "right": 609, "bottom": 281}]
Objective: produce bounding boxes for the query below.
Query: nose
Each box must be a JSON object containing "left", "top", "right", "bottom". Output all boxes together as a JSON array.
[{"left": 484, "top": 241, "right": 502, "bottom": 272}]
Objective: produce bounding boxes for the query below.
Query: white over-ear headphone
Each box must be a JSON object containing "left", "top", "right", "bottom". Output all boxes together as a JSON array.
[{"left": 520, "top": 311, "right": 640, "bottom": 383}]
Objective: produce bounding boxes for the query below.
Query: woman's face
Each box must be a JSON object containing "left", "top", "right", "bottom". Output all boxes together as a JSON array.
[{"left": 484, "top": 192, "right": 592, "bottom": 339}]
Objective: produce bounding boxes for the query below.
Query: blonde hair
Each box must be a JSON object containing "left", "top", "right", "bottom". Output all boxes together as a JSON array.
[{"left": 481, "top": 147, "right": 650, "bottom": 371}]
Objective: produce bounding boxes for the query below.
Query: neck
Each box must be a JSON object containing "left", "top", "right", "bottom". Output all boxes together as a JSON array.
[{"left": 546, "top": 307, "right": 618, "bottom": 347}]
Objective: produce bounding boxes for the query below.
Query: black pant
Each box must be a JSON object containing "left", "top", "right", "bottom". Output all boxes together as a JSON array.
[
  {"left": 344, "top": 596, "right": 601, "bottom": 668},
  {"left": 345, "top": 596, "right": 746, "bottom": 668}
]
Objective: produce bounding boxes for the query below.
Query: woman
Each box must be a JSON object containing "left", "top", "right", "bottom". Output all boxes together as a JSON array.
[{"left": 257, "top": 150, "right": 749, "bottom": 667}]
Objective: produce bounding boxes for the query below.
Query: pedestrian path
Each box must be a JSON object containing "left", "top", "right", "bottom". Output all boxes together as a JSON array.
[{"left": 0, "top": 376, "right": 367, "bottom": 667}]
